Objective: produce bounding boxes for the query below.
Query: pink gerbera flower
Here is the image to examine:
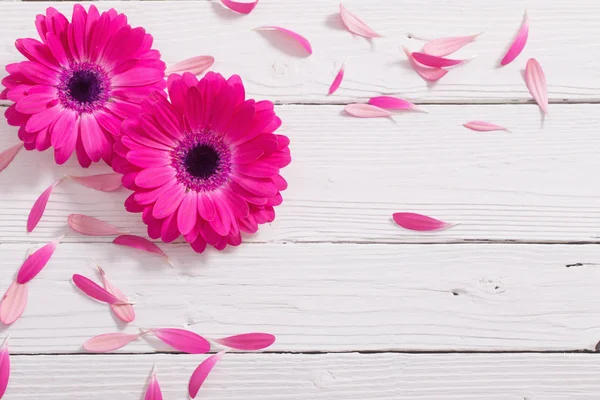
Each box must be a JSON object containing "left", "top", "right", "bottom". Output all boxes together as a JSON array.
[
  {"left": 1, "top": 5, "right": 166, "bottom": 167},
  {"left": 112, "top": 72, "right": 291, "bottom": 253}
]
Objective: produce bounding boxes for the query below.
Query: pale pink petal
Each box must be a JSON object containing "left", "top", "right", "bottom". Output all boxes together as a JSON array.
[
  {"left": 113, "top": 235, "right": 174, "bottom": 267},
  {"left": 423, "top": 33, "right": 481, "bottom": 57},
  {"left": 402, "top": 47, "right": 448, "bottom": 82},
  {"left": 392, "top": 212, "right": 455, "bottom": 231},
  {"left": 411, "top": 52, "right": 466, "bottom": 68},
  {"left": 67, "top": 214, "right": 126, "bottom": 236},
  {"left": 188, "top": 351, "right": 226, "bottom": 398},
  {"left": 344, "top": 103, "right": 392, "bottom": 118},
  {"left": 83, "top": 332, "right": 142, "bottom": 353},
  {"left": 0, "top": 338, "right": 9, "bottom": 398},
  {"left": 463, "top": 121, "right": 509, "bottom": 132},
  {"left": 144, "top": 366, "right": 163, "bottom": 400},
  {"left": 525, "top": 58, "right": 548, "bottom": 115},
  {"left": 69, "top": 173, "right": 123, "bottom": 192},
  {"left": 149, "top": 328, "right": 210, "bottom": 354},
  {"left": 17, "top": 237, "right": 62, "bottom": 284},
  {"left": 165, "top": 56, "right": 215, "bottom": 76},
  {"left": 0, "top": 143, "right": 23, "bottom": 174},
  {"left": 0, "top": 281, "right": 28, "bottom": 325},
  {"left": 500, "top": 12, "right": 529, "bottom": 66},
  {"left": 339, "top": 2, "right": 381, "bottom": 38},
  {"left": 220, "top": 0, "right": 258, "bottom": 15},
  {"left": 256, "top": 26, "right": 312, "bottom": 55},
  {"left": 327, "top": 59, "right": 346, "bottom": 96},
  {"left": 97, "top": 265, "right": 135, "bottom": 323},
  {"left": 368, "top": 96, "right": 417, "bottom": 110},
  {"left": 214, "top": 333, "right": 275, "bottom": 350},
  {"left": 72, "top": 274, "right": 125, "bottom": 305},
  {"left": 27, "top": 179, "right": 63, "bottom": 232}
]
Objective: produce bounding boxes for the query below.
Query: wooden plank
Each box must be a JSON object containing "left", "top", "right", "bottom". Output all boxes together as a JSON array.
[
  {"left": 2, "top": 242, "right": 600, "bottom": 353},
  {"left": 1, "top": 104, "right": 599, "bottom": 244},
  {"left": 0, "top": 0, "right": 598, "bottom": 103},
  {"left": 6, "top": 352, "right": 600, "bottom": 399}
]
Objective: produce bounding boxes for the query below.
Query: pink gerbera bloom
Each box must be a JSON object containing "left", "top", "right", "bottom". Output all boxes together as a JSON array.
[
  {"left": 1, "top": 5, "right": 166, "bottom": 167},
  {"left": 112, "top": 72, "right": 291, "bottom": 253}
]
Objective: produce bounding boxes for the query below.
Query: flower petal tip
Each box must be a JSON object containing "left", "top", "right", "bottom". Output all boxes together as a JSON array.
[{"left": 339, "top": 2, "right": 381, "bottom": 38}]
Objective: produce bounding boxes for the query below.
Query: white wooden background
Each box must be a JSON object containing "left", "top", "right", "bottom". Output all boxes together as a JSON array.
[{"left": 1, "top": 0, "right": 600, "bottom": 398}]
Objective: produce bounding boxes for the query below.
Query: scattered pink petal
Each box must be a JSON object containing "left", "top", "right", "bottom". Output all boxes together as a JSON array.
[
  {"left": 525, "top": 58, "right": 548, "bottom": 115},
  {"left": 0, "top": 143, "right": 23, "bottom": 174},
  {"left": 69, "top": 173, "right": 123, "bottom": 192},
  {"left": 188, "top": 351, "right": 226, "bottom": 399},
  {"left": 149, "top": 328, "right": 210, "bottom": 354},
  {"left": 344, "top": 103, "right": 392, "bottom": 118},
  {"left": 339, "top": 2, "right": 381, "bottom": 38},
  {"left": 27, "top": 179, "right": 63, "bottom": 232},
  {"left": 219, "top": 0, "right": 258, "bottom": 15},
  {"left": 368, "top": 96, "right": 417, "bottom": 111},
  {"left": 463, "top": 121, "right": 509, "bottom": 132},
  {"left": 328, "top": 59, "right": 347, "bottom": 96},
  {"left": 500, "top": 12, "right": 529, "bottom": 66},
  {"left": 0, "top": 338, "right": 9, "bottom": 398},
  {"left": 97, "top": 265, "right": 135, "bottom": 323},
  {"left": 214, "top": 333, "right": 276, "bottom": 350},
  {"left": 67, "top": 214, "right": 126, "bottom": 236},
  {"left": 392, "top": 212, "right": 455, "bottom": 231},
  {"left": 256, "top": 26, "right": 312, "bottom": 55},
  {"left": 0, "top": 281, "right": 28, "bottom": 325},
  {"left": 423, "top": 33, "right": 481, "bottom": 57},
  {"left": 83, "top": 332, "right": 143, "bottom": 353},
  {"left": 72, "top": 274, "right": 126, "bottom": 305},
  {"left": 113, "top": 235, "right": 174, "bottom": 267},
  {"left": 411, "top": 52, "right": 467, "bottom": 68},
  {"left": 402, "top": 47, "right": 448, "bottom": 82},
  {"left": 165, "top": 56, "right": 215, "bottom": 76},
  {"left": 17, "top": 237, "right": 63, "bottom": 284},
  {"left": 144, "top": 365, "right": 163, "bottom": 400}
]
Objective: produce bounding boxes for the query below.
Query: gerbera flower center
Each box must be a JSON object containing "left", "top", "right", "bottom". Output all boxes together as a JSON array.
[
  {"left": 172, "top": 130, "right": 232, "bottom": 192},
  {"left": 58, "top": 63, "right": 110, "bottom": 113}
]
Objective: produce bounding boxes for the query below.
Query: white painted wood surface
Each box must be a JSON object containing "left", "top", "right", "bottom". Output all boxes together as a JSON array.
[{"left": 0, "top": 0, "right": 599, "bottom": 398}]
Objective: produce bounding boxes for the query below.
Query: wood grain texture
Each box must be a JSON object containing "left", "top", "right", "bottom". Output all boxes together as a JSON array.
[
  {"left": 0, "top": 0, "right": 599, "bottom": 103},
  {"left": 1, "top": 242, "right": 600, "bottom": 353},
  {"left": 1, "top": 104, "right": 599, "bottom": 244},
  {"left": 6, "top": 352, "right": 600, "bottom": 399}
]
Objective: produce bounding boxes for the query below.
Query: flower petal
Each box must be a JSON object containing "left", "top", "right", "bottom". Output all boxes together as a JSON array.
[
  {"left": 213, "top": 333, "right": 275, "bottom": 350},
  {"left": 423, "top": 33, "right": 481, "bottom": 57},
  {"left": 153, "top": 184, "right": 185, "bottom": 220},
  {"left": 463, "top": 121, "right": 509, "bottom": 132},
  {"left": 0, "top": 143, "right": 23, "bottom": 174},
  {"left": 188, "top": 352, "right": 226, "bottom": 399},
  {"left": 344, "top": 103, "right": 392, "bottom": 118},
  {"left": 113, "top": 235, "right": 174, "bottom": 267},
  {"left": 219, "top": 0, "right": 258, "bottom": 14},
  {"left": 68, "top": 214, "right": 126, "bottom": 236},
  {"left": 150, "top": 328, "right": 210, "bottom": 354},
  {"left": 339, "top": 2, "right": 381, "bottom": 38},
  {"left": 97, "top": 265, "right": 135, "bottom": 323},
  {"left": 16, "top": 237, "right": 62, "bottom": 284},
  {"left": 83, "top": 333, "right": 142, "bottom": 353},
  {"left": 144, "top": 366, "right": 163, "bottom": 400},
  {"left": 0, "top": 281, "right": 28, "bottom": 325},
  {"left": 50, "top": 109, "right": 77, "bottom": 149},
  {"left": 135, "top": 168, "right": 176, "bottom": 189},
  {"left": 80, "top": 113, "right": 104, "bottom": 162},
  {"left": 368, "top": 96, "right": 417, "bottom": 110},
  {"left": 500, "top": 12, "right": 529, "bottom": 66},
  {"left": 72, "top": 274, "right": 124, "bottom": 305},
  {"left": 70, "top": 173, "right": 123, "bottom": 192},
  {"left": 0, "top": 338, "right": 10, "bottom": 398},
  {"left": 402, "top": 46, "right": 448, "bottom": 82},
  {"left": 166, "top": 56, "right": 215, "bottom": 76},
  {"left": 27, "top": 179, "right": 62, "bottom": 232},
  {"left": 411, "top": 52, "right": 466, "bottom": 68},
  {"left": 525, "top": 58, "right": 548, "bottom": 115},
  {"left": 328, "top": 59, "right": 346, "bottom": 96},
  {"left": 255, "top": 26, "right": 312, "bottom": 55},
  {"left": 177, "top": 192, "right": 198, "bottom": 236},
  {"left": 392, "top": 212, "right": 454, "bottom": 231}
]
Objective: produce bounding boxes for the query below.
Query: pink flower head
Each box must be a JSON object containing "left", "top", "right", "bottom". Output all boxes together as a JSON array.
[
  {"left": 113, "top": 72, "right": 291, "bottom": 253},
  {"left": 1, "top": 5, "right": 166, "bottom": 167}
]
